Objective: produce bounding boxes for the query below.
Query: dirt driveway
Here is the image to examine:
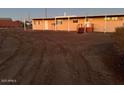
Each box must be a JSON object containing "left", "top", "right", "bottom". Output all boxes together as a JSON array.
[{"left": 0, "top": 31, "right": 122, "bottom": 85}]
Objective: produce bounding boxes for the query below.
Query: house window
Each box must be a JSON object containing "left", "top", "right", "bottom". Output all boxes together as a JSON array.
[
  {"left": 107, "top": 17, "right": 111, "bottom": 20},
  {"left": 73, "top": 19, "right": 78, "bottom": 23},
  {"left": 51, "top": 23, "right": 55, "bottom": 26},
  {"left": 34, "top": 20, "right": 39, "bottom": 25},
  {"left": 112, "top": 17, "right": 118, "bottom": 21},
  {"left": 104, "top": 17, "right": 119, "bottom": 21},
  {"left": 116, "top": 17, "right": 123, "bottom": 21},
  {"left": 34, "top": 20, "right": 36, "bottom": 25},
  {"left": 56, "top": 20, "right": 62, "bottom": 25},
  {"left": 38, "top": 21, "right": 41, "bottom": 25}
]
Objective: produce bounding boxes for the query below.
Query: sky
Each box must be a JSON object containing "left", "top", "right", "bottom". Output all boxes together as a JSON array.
[{"left": 0, "top": 8, "right": 124, "bottom": 20}]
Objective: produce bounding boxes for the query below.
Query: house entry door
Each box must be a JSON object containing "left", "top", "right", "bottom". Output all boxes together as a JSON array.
[{"left": 45, "top": 21, "right": 48, "bottom": 30}]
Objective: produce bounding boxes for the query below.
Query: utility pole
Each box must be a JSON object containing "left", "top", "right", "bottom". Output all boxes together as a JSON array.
[
  {"left": 24, "top": 18, "right": 26, "bottom": 31},
  {"left": 68, "top": 8, "right": 70, "bottom": 32},
  {"left": 84, "top": 15, "right": 87, "bottom": 33},
  {"left": 55, "top": 17, "right": 56, "bottom": 31},
  {"left": 64, "top": 12, "right": 66, "bottom": 16},
  {"left": 68, "top": 17, "right": 70, "bottom": 32},
  {"left": 68, "top": 8, "right": 71, "bottom": 16},
  {"left": 45, "top": 8, "right": 47, "bottom": 18},
  {"left": 104, "top": 15, "right": 107, "bottom": 33},
  {"left": 44, "top": 8, "right": 47, "bottom": 31},
  {"left": 27, "top": 13, "right": 31, "bottom": 21}
]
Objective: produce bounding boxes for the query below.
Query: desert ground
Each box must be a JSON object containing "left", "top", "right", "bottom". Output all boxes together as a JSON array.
[{"left": 0, "top": 30, "right": 123, "bottom": 85}]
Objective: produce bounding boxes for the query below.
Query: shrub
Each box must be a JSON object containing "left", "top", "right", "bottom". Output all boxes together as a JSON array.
[{"left": 113, "top": 26, "right": 124, "bottom": 56}]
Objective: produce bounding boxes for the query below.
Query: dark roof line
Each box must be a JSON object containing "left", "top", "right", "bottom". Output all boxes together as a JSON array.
[
  {"left": 32, "top": 14, "right": 124, "bottom": 20},
  {"left": 0, "top": 18, "right": 12, "bottom": 20}
]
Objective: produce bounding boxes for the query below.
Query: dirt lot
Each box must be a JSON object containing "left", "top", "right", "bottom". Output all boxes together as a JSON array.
[{"left": 0, "top": 31, "right": 123, "bottom": 85}]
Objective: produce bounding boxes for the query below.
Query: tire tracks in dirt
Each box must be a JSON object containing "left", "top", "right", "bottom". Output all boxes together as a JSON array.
[
  {"left": 0, "top": 32, "right": 36, "bottom": 84},
  {"left": 31, "top": 35, "right": 93, "bottom": 84},
  {"left": 0, "top": 32, "right": 119, "bottom": 84},
  {"left": 17, "top": 40, "right": 47, "bottom": 84},
  {"left": 12, "top": 37, "right": 36, "bottom": 84},
  {"left": 56, "top": 42, "right": 93, "bottom": 84},
  {"left": 30, "top": 37, "right": 55, "bottom": 85},
  {"left": 0, "top": 32, "right": 7, "bottom": 48},
  {"left": 80, "top": 43, "right": 117, "bottom": 84},
  {"left": 0, "top": 32, "right": 22, "bottom": 71}
]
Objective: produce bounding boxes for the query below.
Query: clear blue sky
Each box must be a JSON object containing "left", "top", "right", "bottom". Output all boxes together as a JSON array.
[{"left": 0, "top": 8, "right": 124, "bottom": 20}]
